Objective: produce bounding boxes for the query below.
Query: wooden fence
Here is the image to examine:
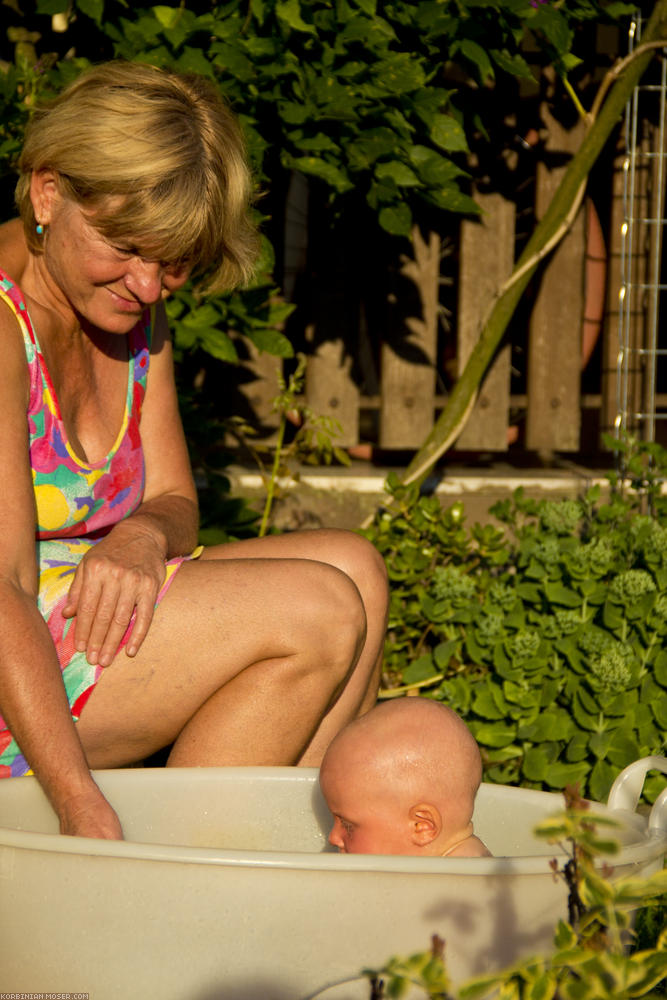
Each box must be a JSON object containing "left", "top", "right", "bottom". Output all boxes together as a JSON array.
[{"left": 234, "top": 105, "right": 666, "bottom": 460}]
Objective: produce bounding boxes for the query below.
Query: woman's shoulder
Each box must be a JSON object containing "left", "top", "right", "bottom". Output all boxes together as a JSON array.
[
  {"left": 0, "top": 263, "right": 33, "bottom": 345},
  {"left": 0, "top": 219, "right": 29, "bottom": 285},
  {"left": 0, "top": 280, "right": 31, "bottom": 409},
  {"left": 0, "top": 231, "right": 34, "bottom": 379}
]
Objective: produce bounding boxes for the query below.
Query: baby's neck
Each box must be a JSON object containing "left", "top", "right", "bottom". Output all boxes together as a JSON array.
[{"left": 441, "top": 833, "right": 491, "bottom": 858}]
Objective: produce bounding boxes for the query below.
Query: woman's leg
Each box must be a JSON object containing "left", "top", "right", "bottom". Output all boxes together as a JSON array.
[
  {"left": 76, "top": 531, "right": 385, "bottom": 768},
  {"left": 207, "top": 529, "right": 388, "bottom": 762}
]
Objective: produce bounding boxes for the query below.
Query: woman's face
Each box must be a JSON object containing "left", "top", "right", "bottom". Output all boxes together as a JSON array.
[{"left": 33, "top": 172, "right": 191, "bottom": 333}]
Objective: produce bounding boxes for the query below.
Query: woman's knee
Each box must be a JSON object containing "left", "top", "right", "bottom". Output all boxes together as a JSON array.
[
  {"left": 324, "top": 530, "right": 389, "bottom": 611},
  {"left": 296, "top": 562, "right": 367, "bottom": 681}
]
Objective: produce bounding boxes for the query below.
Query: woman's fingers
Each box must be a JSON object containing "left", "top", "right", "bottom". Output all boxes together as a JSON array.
[{"left": 65, "top": 553, "right": 160, "bottom": 666}]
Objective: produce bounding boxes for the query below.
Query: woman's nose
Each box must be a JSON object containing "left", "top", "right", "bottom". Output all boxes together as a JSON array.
[{"left": 124, "top": 257, "right": 164, "bottom": 304}]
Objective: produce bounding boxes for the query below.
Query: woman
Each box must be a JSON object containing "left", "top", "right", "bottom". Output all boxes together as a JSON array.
[{"left": 0, "top": 61, "right": 388, "bottom": 840}]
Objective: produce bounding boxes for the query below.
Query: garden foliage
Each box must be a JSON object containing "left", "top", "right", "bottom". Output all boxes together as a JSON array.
[
  {"left": 363, "top": 789, "right": 667, "bottom": 999},
  {"left": 363, "top": 438, "right": 667, "bottom": 803},
  {"left": 0, "top": 0, "right": 639, "bottom": 522},
  {"left": 1, "top": 0, "right": 636, "bottom": 361}
]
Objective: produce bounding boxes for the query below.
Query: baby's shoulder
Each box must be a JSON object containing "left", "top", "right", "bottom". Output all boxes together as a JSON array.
[{"left": 446, "top": 835, "right": 492, "bottom": 858}]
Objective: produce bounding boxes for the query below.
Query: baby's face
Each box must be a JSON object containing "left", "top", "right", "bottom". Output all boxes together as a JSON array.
[{"left": 320, "top": 763, "right": 410, "bottom": 855}]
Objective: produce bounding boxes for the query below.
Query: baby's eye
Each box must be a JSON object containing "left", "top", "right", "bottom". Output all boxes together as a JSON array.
[{"left": 341, "top": 820, "right": 355, "bottom": 835}]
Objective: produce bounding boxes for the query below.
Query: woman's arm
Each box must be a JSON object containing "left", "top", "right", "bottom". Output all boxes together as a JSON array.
[
  {"left": 124, "top": 301, "right": 200, "bottom": 552},
  {"left": 0, "top": 219, "right": 29, "bottom": 283},
  {"left": 63, "top": 302, "right": 201, "bottom": 667},
  {"left": 0, "top": 301, "right": 122, "bottom": 838}
]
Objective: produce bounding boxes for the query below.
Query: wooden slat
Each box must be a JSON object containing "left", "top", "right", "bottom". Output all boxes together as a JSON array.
[
  {"left": 526, "top": 110, "right": 586, "bottom": 453},
  {"left": 456, "top": 191, "right": 515, "bottom": 450},
  {"left": 304, "top": 325, "right": 360, "bottom": 447},
  {"left": 379, "top": 227, "right": 439, "bottom": 449},
  {"left": 233, "top": 345, "right": 282, "bottom": 443}
]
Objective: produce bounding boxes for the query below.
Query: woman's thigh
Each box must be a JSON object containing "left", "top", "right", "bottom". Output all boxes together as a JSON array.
[
  {"left": 202, "top": 529, "right": 388, "bottom": 608},
  {"left": 76, "top": 552, "right": 366, "bottom": 764}
]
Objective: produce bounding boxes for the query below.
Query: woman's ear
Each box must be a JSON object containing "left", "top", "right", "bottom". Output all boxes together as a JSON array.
[
  {"left": 408, "top": 803, "right": 441, "bottom": 847},
  {"left": 30, "top": 169, "right": 61, "bottom": 226}
]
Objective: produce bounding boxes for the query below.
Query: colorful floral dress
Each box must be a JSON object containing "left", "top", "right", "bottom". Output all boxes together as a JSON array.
[{"left": 0, "top": 268, "right": 193, "bottom": 777}]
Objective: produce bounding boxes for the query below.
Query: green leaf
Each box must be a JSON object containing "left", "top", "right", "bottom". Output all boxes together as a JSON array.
[
  {"left": 275, "top": 0, "right": 316, "bottom": 34},
  {"left": 602, "top": 599, "right": 626, "bottom": 631},
  {"left": 198, "top": 330, "right": 238, "bottom": 363},
  {"left": 176, "top": 47, "right": 215, "bottom": 77},
  {"left": 36, "top": 0, "right": 69, "bottom": 12},
  {"left": 523, "top": 747, "right": 550, "bottom": 781},
  {"left": 554, "top": 920, "right": 577, "bottom": 950},
  {"left": 654, "top": 649, "right": 667, "bottom": 686},
  {"left": 589, "top": 758, "right": 618, "bottom": 802},
  {"left": 472, "top": 684, "right": 506, "bottom": 721},
  {"left": 543, "top": 581, "right": 581, "bottom": 608},
  {"left": 285, "top": 155, "right": 353, "bottom": 192},
  {"left": 373, "top": 53, "right": 425, "bottom": 94},
  {"left": 409, "top": 146, "right": 464, "bottom": 186},
  {"left": 375, "top": 161, "right": 421, "bottom": 187},
  {"left": 524, "top": 971, "right": 556, "bottom": 1000},
  {"left": 245, "top": 328, "right": 294, "bottom": 357},
  {"left": 428, "top": 187, "right": 480, "bottom": 215},
  {"left": 516, "top": 582, "right": 543, "bottom": 603},
  {"left": 566, "top": 731, "right": 589, "bottom": 763},
  {"left": 75, "top": 0, "right": 104, "bottom": 22},
  {"left": 181, "top": 303, "right": 222, "bottom": 329},
  {"left": 472, "top": 722, "right": 517, "bottom": 748},
  {"left": 530, "top": 5, "right": 573, "bottom": 55},
  {"left": 433, "top": 639, "right": 459, "bottom": 670},
  {"left": 431, "top": 115, "right": 469, "bottom": 153},
  {"left": 292, "top": 132, "right": 339, "bottom": 154},
  {"left": 378, "top": 203, "right": 412, "bottom": 236},
  {"left": 402, "top": 654, "right": 438, "bottom": 685},
  {"left": 545, "top": 760, "right": 590, "bottom": 789},
  {"left": 278, "top": 102, "right": 311, "bottom": 126},
  {"left": 607, "top": 730, "right": 641, "bottom": 768},
  {"left": 490, "top": 48, "right": 536, "bottom": 81},
  {"left": 153, "top": 5, "right": 181, "bottom": 29},
  {"left": 458, "top": 39, "right": 494, "bottom": 82},
  {"left": 519, "top": 710, "right": 569, "bottom": 742}
]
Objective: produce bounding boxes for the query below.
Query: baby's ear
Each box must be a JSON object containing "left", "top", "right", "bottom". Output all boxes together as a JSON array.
[{"left": 408, "top": 803, "right": 441, "bottom": 846}]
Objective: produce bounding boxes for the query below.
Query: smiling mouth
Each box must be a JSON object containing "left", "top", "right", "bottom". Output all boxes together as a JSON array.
[{"left": 108, "top": 288, "right": 143, "bottom": 312}]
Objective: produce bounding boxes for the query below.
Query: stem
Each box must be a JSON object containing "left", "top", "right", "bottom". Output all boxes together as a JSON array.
[
  {"left": 377, "top": 673, "right": 445, "bottom": 698},
  {"left": 258, "top": 409, "right": 288, "bottom": 537},
  {"left": 563, "top": 75, "right": 589, "bottom": 123}
]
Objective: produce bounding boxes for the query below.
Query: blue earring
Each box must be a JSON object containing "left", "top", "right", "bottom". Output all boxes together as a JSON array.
[{"left": 36, "top": 223, "right": 44, "bottom": 236}]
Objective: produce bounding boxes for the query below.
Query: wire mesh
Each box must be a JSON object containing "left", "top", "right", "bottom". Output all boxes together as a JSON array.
[{"left": 616, "top": 16, "right": 667, "bottom": 442}]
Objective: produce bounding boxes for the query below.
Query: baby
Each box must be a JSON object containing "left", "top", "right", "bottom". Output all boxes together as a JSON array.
[{"left": 319, "top": 698, "right": 491, "bottom": 857}]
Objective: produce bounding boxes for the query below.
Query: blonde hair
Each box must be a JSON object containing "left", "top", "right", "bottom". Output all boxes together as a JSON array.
[{"left": 15, "top": 61, "right": 259, "bottom": 292}]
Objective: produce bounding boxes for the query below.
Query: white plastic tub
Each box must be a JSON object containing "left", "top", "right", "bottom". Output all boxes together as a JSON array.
[{"left": 0, "top": 757, "right": 665, "bottom": 1000}]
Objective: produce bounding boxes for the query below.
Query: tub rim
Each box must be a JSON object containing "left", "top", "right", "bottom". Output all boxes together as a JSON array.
[{"left": 0, "top": 766, "right": 664, "bottom": 876}]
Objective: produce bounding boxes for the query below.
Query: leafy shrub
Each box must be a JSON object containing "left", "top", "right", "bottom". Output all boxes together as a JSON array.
[
  {"left": 363, "top": 439, "right": 667, "bottom": 803},
  {"left": 363, "top": 789, "right": 667, "bottom": 999}
]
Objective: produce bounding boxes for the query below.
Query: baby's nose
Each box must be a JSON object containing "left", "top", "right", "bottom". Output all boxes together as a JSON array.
[{"left": 328, "top": 820, "right": 345, "bottom": 850}]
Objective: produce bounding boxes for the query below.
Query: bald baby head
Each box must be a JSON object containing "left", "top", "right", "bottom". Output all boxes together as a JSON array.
[{"left": 320, "top": 699, "right": 487, "bottom": 856}]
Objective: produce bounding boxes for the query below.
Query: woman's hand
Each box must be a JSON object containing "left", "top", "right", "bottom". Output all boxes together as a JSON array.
[
  {"left": 62, "top": 521, "right": 167, "bottom": 667},
  {"left": 57, "top": 784, "right": 124, "bottom": 840}
]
